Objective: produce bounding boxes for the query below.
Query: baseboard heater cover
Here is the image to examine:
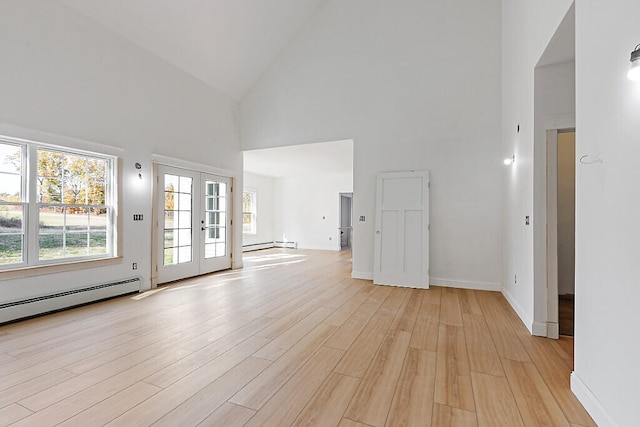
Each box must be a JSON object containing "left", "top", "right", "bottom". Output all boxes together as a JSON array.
[
  {"left": 242, "top": 242, "right": 276, "bottom": 252},
  {"left": 274, "top": 241, "right": 297, "bottom": 249},
  {"left": 0, "top": 277, "right": 141, "bottom": 324}
]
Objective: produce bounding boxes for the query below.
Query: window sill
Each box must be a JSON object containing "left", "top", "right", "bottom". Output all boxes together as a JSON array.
[{"left": 0, "top": 256, "right": 123, "bottom": 281}]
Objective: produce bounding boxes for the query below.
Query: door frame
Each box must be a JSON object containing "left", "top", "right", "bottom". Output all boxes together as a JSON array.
[
  {"left": 535, "top": 114, "right": 575, "bottom": 338},
  {"left": 150, "top": 154, "right": 238, "bottom": 288}
]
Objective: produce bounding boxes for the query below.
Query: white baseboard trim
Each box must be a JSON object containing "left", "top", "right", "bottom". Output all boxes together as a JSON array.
[
  {"left": 547, "top": 322, "right": 559, "bottom": 339},
  {"left": 431, "top": 278, "right": 501, "bottom": 291},
  {"left": 501, "top": 286, "right": 534, "bottom": 335},
  {"left": 571, "top": 372, "right": 617, "bottom": 427},
  {"left": 531, "top": 321, "right": 548, "bottom": 337},
  {"left": 352, "top": 271, "right": 373, "bottom": 280}
]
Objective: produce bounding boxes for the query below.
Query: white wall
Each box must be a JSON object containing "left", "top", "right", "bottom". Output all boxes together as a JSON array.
[
  {"left": 242, "top": 0, "right": 503, "bottom": 287},
  {"left": 0, "top": 0, "right": 242, "bottom": 304},
  {"left": 273, "top": 172, "right": 352, "bottom": 251},
  {"left": 501, "top": 1, "right": 574, "bottom": 332},
  {"left": 532, "top": 59, "right": 576, "bottom": 332},
  {"left": 572, "top": 1, "right": 640, "bottom": 425},
  {"left": 504, "top": 0, "right": 640, "bottom": 424},
  {"left": 242, "top": 172, "right": 275, "bottom": 246}
]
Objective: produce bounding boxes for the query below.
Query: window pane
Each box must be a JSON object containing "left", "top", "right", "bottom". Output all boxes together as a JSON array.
[
  {"left": 215, "top": 242, "right": 226, "bottom": 257},
  {"left": 243, "top": 214, "right": 253, "bottom": 233},
  {"left": 0, "top": 173, "right": 21, "bottom": 202},
  {"left": 178, "top": 246, "right": 192, "bottom": 263},
  {"left": 165, "top": 174, "right": 179, "bottom": 192},
  {"left": 164, "top": 248, "right": 176, "bottom": 265},
  {"left": 177, "top": 211, "right": 191, "bottom": 228},
  {"left": 0, "top": 143, "right": 22, "bottom": 174},
  {"left": 88, "top": 181, "right": 106, "bottom": 205},
  {"left": 204, "top": 243, "right": 215, "bottom": 259},
  {"left": 164, "top": 230, "right": 174, "bottom": 248},
  {"left": 88, "top": 158, "right": 107, "bottom": 182},
  {"left": 178, "top": 192, "right": 191, "bottom": 211},
  {"left": 164, "top": 191, "right": 175, "bottom": 211},
  {"left": 38, "top": 178, "right": 62, "bottom": 203},
  {"left": 208, "top": 212, "right": 220, "bottom": 226},
  {"left": 164, "top": 210, "right": 175, "bottom": 229},
  {"left": 66, "top": 232, "right": 89, "bottom": 257},
  {"left": 39, "top": 232, "right": 64, "bottom": 260},
  {"left": 0, "top": 207, "right": 23, "bottom": 264},
  {"left": 39, "top": 206, "right": 65, "bottom": 260},
  {"left": 177, "top": 229, "right": 191, "bottom": 247},
  {"left": 179, "top": 176, "right": 192, "bottom": 194},
  {"left": 89, "top": 208, "right": 108, "bottom": 232},
  {"left": 89, "top": 232, "right": 107, "bottom": 255},
  {"left": 37, "top": 150, "right": 63, "bottom": 178}
]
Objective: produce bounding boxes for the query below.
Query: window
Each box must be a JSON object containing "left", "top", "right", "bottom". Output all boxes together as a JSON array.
[
  {"left": 0, "top": 137, "right": 115, "bottom": 269},
  {"left": 242, "top": 191, "right": 256, "bottom": 234}
]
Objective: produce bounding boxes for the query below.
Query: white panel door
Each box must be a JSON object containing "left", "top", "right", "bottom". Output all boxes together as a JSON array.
[
  {"left": 373, "top": 171, "right": 429, "bottom": 288},
  {"left": 156, "top": 165, "right": 232, "bottom": 284}
]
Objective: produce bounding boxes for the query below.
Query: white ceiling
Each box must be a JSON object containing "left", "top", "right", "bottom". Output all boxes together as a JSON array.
[
  {"left": 60, "top": 0, "right": 326, "bottom": 100},
  {"left": 244, "top": 140, "right": 353, "bottom": 178}
]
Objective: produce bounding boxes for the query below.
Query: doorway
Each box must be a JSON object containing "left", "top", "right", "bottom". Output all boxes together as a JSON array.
[
  {"left": 339, "top": 192, "right": 353, "bottom": 250},
  {"left": 546, "top": 130, "right": 576, "bottom": 337},
  {"left": 154, "top": 164, "right": 232, "bottom": 285}
]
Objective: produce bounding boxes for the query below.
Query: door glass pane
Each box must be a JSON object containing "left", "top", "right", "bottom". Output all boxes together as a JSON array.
[
  {"left": 163, "top": 174, "right": 192, "bottom": 266},
  {"left": 203, "top": 179, "right": 227, "bottom": 260}
]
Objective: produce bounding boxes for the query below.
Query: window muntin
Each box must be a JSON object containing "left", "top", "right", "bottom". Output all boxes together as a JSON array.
[
  {"left": 0, "top": 138, "right": 114, "bottom": 269},
  {"left": 242, "top": 191, "right": 256, "bottom": 235}
]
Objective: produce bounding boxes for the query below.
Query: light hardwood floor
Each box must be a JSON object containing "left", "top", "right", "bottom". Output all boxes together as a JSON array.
[{"left": 0, "top": 249, "right": 594, "bottom": 426}]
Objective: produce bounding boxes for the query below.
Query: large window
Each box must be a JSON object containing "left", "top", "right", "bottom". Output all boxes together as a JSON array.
[
  {"left": 0, "top": 137, "right": 114, "bottom": 269},
  {"left": 242, "top": 191, "right": 256, "bottom": 234}
]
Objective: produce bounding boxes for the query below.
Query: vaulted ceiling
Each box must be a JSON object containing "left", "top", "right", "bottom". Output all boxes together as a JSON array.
[{"left": 60, "top": 0, "right": 326, "bottom": 100}]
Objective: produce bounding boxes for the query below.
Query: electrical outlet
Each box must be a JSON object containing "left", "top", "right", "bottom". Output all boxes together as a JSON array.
[
  {"left": 359, "top": 215, "right": 365, "bottom": 221},
  {"left": 514, "top": 274, "right": 517, "bottom": 284},
  {"left": 132, "top": 262, "right": 138, "bottom": 270}
]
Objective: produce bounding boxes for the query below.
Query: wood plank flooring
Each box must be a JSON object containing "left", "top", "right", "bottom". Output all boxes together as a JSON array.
[{"left": 0, "top": 249, "right": 594, "bottom": 426}]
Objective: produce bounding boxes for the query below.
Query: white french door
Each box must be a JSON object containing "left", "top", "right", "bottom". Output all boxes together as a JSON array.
[
  {"left": 156, "top": 165, "right": 232, "bottom": 284},
  {"left": 373, "top": 171, "right": 429, "bottom": 289}
]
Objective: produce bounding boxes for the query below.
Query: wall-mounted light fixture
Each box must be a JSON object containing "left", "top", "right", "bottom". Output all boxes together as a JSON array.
[
  {"left": 135, "top": 162, "right": 142, "bottom": 179},
  {"left": 629, "top": 44, "right": 640, "bottom": 81},
  {"left": 504, "top": 155, "right": 515, "bottom": 165}
]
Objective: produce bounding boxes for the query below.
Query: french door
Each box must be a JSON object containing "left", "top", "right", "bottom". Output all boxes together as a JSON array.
[
  {"left": 373, "top": 171, "right": 430, "bottom": 289},
  {"left": 156, "top": 165, "right": 232, "bottom": 284}
]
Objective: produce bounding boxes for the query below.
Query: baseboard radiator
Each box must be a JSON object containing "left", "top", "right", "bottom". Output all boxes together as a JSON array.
[
  {"left": 274, "top": 241, "right": 297, "bottom": 249},
  {"left": 242, "top": 242, "right": 276, "bottom": 252},
  {"left": 0, "top": 278, "right": 141, "bottom": 324}
]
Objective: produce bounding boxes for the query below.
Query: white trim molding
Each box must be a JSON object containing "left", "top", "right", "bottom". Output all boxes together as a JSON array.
[
  {"left": 151, "top": 153, "right": 236, "bottom": 178},
  {"left": 571, "top": 372, "right": 617, "bottom": 427},
  {"left": 544, "top": 112, "right": 576, "bottom": 131},
  {"left": 431, "top": 277, "right": 501, "bottom": 291},
  {"left": 501, "top": 286, "right": 534, "bottom": 335},
  {"left": 352, "top": 271, "right": 373, "bottom": 280},
  {"left": 531, "top": 321, "right": 548, "bottom": 337}
]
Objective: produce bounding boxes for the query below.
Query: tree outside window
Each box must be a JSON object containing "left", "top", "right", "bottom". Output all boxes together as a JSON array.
[{"left": 243, "top": 191, "right": 256, "bottom": 234}]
